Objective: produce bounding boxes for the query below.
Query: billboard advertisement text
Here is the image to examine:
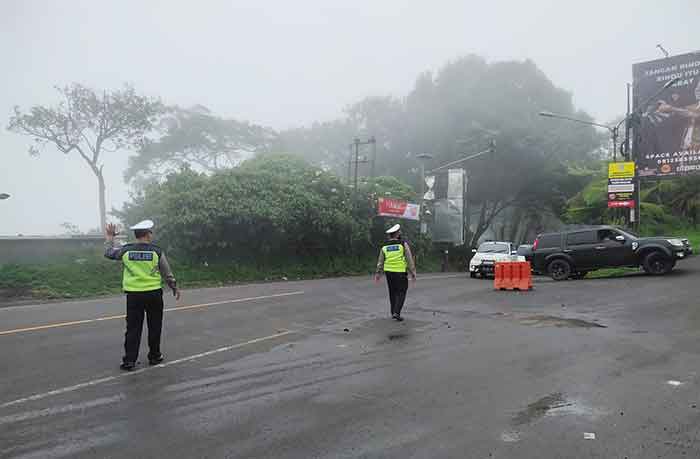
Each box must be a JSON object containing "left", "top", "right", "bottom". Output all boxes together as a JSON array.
[{"left": 633, "top": 51, "right": 700, "bottom": 178}]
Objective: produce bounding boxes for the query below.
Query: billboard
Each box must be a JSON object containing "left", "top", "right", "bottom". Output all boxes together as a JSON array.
[
  {"left": 431, "top": 169, "right": 465, "bottom": 244},
  {"left": 633, "top": 51, "right": 700, "bottom": 178},
  {"left": 607, "top": 161, "right": 635, "bottom": 208},
  {"left": 377, "top": 197, "right": 420, "bottom": 221}
]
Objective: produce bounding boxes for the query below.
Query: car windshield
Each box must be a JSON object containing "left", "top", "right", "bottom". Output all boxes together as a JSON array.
[{"left": 477, "top": 243, "right": 509, "bottom": 254}]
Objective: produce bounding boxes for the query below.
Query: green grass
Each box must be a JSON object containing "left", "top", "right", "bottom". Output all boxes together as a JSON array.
[
  {"left": 586, "top": 267, "right": 640, "bottom": 279},
  {"left": 0, "top": 258, "right": 123, "bottom": 300},
  {"left": 686, "top": 229, "right": 700, "bottom": 252},
  {"left": 0, "top": 254, "right": 442, "bottom": 302}
]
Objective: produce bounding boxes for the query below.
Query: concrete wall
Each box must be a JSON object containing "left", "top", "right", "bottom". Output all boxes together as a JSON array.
[{"left": 0, "top": 236, "right": 107, "bottom": 264}]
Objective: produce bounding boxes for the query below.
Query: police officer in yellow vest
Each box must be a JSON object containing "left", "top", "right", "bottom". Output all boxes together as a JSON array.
[
  {"left": 374, "top": 224, "right": 416, "bottom": 321},
  {"left": 104, "top": 220, "right": 180, "bottom": 371}
]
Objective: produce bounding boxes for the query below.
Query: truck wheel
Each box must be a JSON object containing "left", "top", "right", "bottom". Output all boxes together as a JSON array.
[
  {"left": 642, "top": 251, "right": 673, "bottom": 275},
  {"left": 548, "top": 259, "right": 572, "bottom": 281}
]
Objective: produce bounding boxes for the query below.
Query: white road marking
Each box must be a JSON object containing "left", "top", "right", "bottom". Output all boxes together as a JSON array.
[
  {"left": 0, "top": 394, "right": 125, "bottom": 424},
  {"left": 500, "top": 431, "right": 521, "bottom": 442},
  {"left": 0, "top": 291, "right": 304, "bottom": 336},
  {"left": 667, "top": 380, "right": 684, "bottom": 387},
  {"left": 0, "top": 330, "right": 295, "bottom": 409}
]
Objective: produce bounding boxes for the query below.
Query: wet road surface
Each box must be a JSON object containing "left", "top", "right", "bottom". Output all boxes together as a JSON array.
[{"left": 1, "top": 260, "right": 700, "bottom": 458}]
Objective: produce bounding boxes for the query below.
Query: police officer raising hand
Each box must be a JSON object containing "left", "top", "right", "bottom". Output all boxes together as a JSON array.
[{"left": 105, "top": 220, "right": 180, "bottom": 371}]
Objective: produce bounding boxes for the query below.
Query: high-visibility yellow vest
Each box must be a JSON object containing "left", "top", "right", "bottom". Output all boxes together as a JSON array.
[
  {"left": 121, "top": 245, "right": 162, "bottom": 292},
  {"left": 382, "top": 241, "right": 407, "bottom": 272}
]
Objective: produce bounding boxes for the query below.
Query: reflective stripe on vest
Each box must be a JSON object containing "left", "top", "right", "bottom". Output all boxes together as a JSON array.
[
  {"left": 382, "top": 243, "right": 407, "bottom": 272},
  {"left": 121, "top": 250, "right": 162, "bottom": 292}
]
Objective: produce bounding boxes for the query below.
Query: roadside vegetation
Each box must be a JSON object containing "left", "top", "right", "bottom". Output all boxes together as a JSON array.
[
  {"left": 3, "top": 54, "right": 699, "bottom": 300},
  {"left": 0, "top": 254, "right": 442, "bottom": 302}
]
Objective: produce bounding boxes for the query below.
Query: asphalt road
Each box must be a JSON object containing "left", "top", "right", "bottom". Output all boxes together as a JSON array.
[{"left": 2, "top": 259, "right": 700, "bottom": 459}]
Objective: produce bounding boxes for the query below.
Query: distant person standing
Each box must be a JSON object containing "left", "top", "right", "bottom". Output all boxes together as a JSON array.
[
  {"left": 104, "top": 220, "right": 180, "bottom": 371},
  {"left": 374, "top": 224, "right": 416, "bottom": 321}
]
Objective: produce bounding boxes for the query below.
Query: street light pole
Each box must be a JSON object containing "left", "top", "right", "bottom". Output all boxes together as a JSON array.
[
  {"left": 539, "top": 111, "right": 623, "bottom": 161},
  {"left": 416, "top": 154, "right": 433, "bottom": 234},
  {"left": 427, "top": 140, "right": 496, "bottom": 247},
  {"left": 428, "top": 142, "right": 495, "bottom": 174}
]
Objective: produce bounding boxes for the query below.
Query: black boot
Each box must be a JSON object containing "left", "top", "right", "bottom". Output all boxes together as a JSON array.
[{"left": 120, "top": 361, "right": 137, "bottom": 371}]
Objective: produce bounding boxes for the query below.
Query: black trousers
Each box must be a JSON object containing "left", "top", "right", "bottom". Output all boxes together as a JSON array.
[
  {"left": 124, "top": 289, "right": 164, "bottom": 363},
  {"left": 385, "top": 272, "right": 408, "bottom": 316}
]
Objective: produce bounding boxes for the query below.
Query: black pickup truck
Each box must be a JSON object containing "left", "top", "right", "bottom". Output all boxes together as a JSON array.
[{"left": 531, "top": 226, "right": 693, "bottom": 281}]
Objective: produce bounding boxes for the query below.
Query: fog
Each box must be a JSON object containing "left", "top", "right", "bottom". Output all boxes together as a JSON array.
[{"left": 1, "top": 0, "right": 698, "bottom": 235}]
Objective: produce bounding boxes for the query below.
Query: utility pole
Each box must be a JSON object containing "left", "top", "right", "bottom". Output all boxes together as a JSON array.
[
  {"left": 346, "top": 143, "right": 352, "bottom": 184},
  {"left": 348, "top": 137, "right": 377, "bottom": 192},
  {"left": 370, "top": 136, "right": 377, "bottom": 179},
  {"left": 354, "top": 138, "right": 360, "bottom": 191}
]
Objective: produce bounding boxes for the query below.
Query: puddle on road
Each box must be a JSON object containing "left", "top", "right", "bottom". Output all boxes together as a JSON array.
[
  {"left": 512, "top": 393, "right": 570, "bottom": 425},
  {"left": 512, "top": 393, "right": 605, "bottom": 426},
  {"left": 518, "top": 315, "right": 607, "bottom": 329}
]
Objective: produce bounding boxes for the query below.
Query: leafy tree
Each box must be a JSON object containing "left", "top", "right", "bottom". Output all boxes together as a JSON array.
[
  {"left": 125, "top": 105, "right": 276, "bottom": 186},
  {"left": 565, "top": 160, "right": 700, "bottom": 233},
  {"left": 277, "top": 55, "right": 603, "bottom": 246},
  {"left": 8, "top": 83, "right": 163, "bottom": 230},
  {"left": 645, "top": 177, "right": 700, "bottom": 225}
]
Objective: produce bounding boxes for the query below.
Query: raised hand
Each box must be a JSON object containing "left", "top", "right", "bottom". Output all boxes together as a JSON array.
[{"left": 105, "top": 223, "right": 120, "bottom": 240}]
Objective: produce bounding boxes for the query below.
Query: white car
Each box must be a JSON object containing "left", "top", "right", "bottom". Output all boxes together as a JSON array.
[{"left": 469, "top": 241, "right": 524, "bottom": 278}]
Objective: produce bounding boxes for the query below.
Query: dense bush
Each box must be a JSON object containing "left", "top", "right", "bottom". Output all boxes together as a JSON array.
[{"left": 118, "top": 154, "right": 424, "bottom": 262}]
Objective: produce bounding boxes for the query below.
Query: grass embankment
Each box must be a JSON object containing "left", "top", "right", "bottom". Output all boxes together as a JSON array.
[
  {"left": 587, "top": 227, "right": 699, "bottom": 279},
  {"left": 0, "top": 253, "right": 443, "bottom": 302}
]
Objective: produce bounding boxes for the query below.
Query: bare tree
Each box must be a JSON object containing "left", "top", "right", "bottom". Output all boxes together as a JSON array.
[{"left": 8, "top": 83, "right": 163, "bottom": 230}]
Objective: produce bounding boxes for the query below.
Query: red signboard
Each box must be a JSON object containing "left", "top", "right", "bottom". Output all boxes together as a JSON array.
[
  {"left": 377, "top": 198, "right": 420, "bottom": 221},
  {"left": 608, "top": 200, "right": 636, "bottom": 208}
]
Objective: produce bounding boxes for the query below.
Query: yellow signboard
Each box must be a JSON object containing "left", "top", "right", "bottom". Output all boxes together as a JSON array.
[{"left": 608, "top": 162, "right": 635, "bottom": 179}]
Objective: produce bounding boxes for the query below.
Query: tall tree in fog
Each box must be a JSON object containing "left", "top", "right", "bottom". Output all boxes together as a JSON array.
[
  {"left": 8, "top": 83, "right": 163, "bottom": 230},
  {"left": 279, "top": 55, "right": 603, "bottom": 244},
  {"left": 125, "top": 106, "right": 276, "bottom": 186}
]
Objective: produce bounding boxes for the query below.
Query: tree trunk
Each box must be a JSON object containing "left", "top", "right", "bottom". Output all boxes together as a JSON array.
[
  {"left": 97, "top": 170, "right": 107, "bottom": 231},
  {"left": 509, "top": 208, "right": 523, "bottom": 242},
  {"left": 469, "top": 202, "right": 489, "bottom": 247}
]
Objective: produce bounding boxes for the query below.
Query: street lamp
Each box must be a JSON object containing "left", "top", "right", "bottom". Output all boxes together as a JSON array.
[
  {"left": 0, "top": 193, "right": 10, "bottom": 200},
  {"left": 539, "top": 111, "right": 626, "bottom": 161}
]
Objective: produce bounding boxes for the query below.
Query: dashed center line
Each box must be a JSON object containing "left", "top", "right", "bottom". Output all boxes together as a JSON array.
[{"left": 0, "top": 291, "right": 304, "bottom": 336}]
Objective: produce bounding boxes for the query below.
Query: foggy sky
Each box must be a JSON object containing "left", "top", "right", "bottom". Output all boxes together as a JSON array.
[{"left": 1, "top": 0, "right": 698, "bottom": 235}]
